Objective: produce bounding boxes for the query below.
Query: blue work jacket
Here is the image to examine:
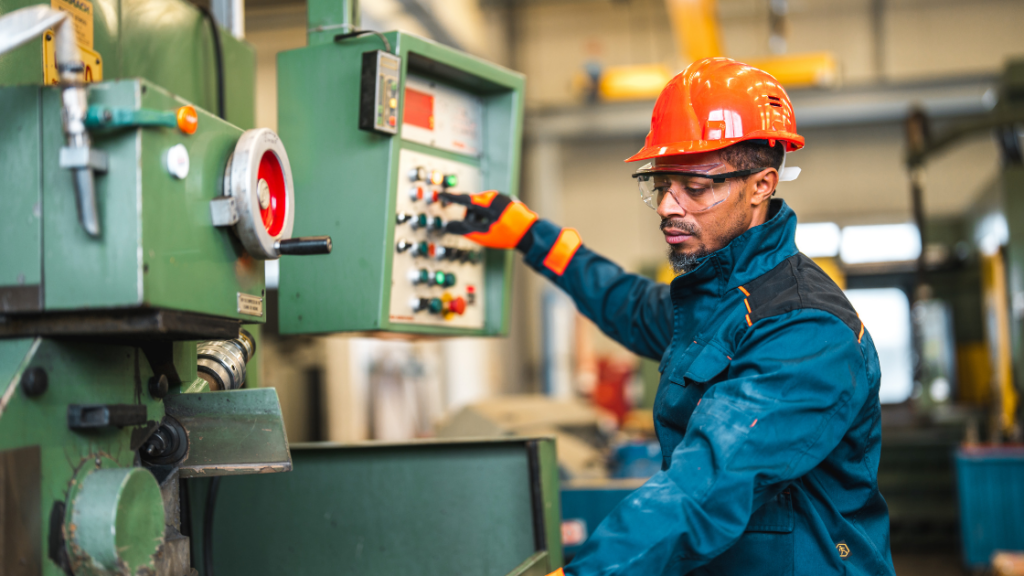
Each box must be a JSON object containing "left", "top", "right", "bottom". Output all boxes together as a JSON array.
[{"left": 521, "top": 199, "right": 894, "bottom": 576}]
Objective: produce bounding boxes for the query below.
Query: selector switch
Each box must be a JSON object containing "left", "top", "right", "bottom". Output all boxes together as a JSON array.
[
  {"left": 408, "top": 268, "right": 430, "bottom": 284},
  {"left": 409, "top": 166, "right": 427, "bottom": 182},
  {"left": 396, "top": 239, "right": 413, "bottom": 253},
  {"left": 396, "top": 213, "right": 413, "bottom": 224}
]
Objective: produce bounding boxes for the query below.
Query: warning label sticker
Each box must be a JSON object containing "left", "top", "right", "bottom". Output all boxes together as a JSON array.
[{"left": 51, "top": 0, "right": 94, "bottom": 49}]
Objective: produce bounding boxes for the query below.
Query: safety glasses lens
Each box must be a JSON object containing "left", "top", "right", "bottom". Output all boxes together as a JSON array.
[{"left": 637, "top": 174, "right": 731, "bottom": 212}]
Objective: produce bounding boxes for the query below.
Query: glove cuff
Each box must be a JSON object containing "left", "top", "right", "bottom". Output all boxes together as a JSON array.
[{"left": 515, "top": 221, "right": 537, "bottom": 252}]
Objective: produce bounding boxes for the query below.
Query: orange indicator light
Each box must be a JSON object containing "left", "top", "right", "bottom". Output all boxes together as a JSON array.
[{"left": 177, "top": 105, "right": 198, "bottom": 135}]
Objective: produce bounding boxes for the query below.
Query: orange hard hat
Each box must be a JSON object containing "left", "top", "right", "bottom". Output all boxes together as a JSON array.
[{"left": 626, "top": 57, "right": 804, "bottom": 163}]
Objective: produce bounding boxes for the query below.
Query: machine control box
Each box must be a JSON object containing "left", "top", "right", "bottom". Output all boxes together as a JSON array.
[
  {"left": 277, "top": 32, "right": 525, "bottom": 336},
  {"left": 359, "top": 50, "right": 402, "bottom": 135}
]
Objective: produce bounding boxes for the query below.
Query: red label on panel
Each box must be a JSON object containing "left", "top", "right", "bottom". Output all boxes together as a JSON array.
[{"left": 404, "top": 88, "right": 434, "bottom": 130}]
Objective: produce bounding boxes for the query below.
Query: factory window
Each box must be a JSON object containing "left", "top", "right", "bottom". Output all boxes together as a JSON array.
[
  {"left": 795, "top": 222, "right": 841, "bottom": 258},
  {"left": 840, "top": 223, "right": 922, "bottom": 264},
  {"left": 845, "top": 288, "right": 914, "bottom": 404}
]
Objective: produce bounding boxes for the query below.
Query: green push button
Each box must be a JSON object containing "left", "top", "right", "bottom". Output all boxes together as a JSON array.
[
  {"left": 444, "top": 272, "right": 456, "bottom": 287},
  {"left": 443, "top": 174, "right": 458, "bottom": 188},
  {"left": 418, "top": 269, "right": 430, "bottom": 284},
  {"left": 433, "top": 216, "right": 444, "bottom": 230},
  {"left": 417, "top": 242, "right": 429, "bottom": 257},
  {"left": 434, "top": 270, "right": 446, "bottom": 286},
  {"left": 429, "top": 298, "right": 444, "bottom": 314},
  {"left": 417, "top": 213, "right": 428, "bottom": 228}
]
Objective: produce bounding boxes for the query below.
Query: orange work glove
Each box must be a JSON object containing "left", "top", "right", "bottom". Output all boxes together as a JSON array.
[
  {"left": 545, "top": 569, "right": 565, "bottom": 576},
  {"left": 439, "top": 190, "right": 538, "bottom": 250}
]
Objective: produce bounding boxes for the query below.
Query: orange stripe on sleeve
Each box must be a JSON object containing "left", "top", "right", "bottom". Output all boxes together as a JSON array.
[
  {"left": 745, "top": 313, "right": 752, "bottom": 326},
  {"left": 744, "top": 299, "right": 751, "bottom": 313},
  {"left": 858, "top": 322, "right": 865, "bottom": 343},
  {"left": 543, "top": 228, "right": 583, "bottom": 276},
  {"left": 738, "top": 286, "right": 750, "bottom": 296}
]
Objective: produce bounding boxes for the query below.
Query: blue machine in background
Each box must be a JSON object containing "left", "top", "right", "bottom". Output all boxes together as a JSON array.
[
  {"left": 560, "top": 440, "right": 661, "bottom": 559},
  {"left": 957, "top": 446, "right": 1024, "bottom": 568}
]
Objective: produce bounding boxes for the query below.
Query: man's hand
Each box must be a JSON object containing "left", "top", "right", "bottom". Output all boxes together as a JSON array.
[{"left": 439, "top": 190, "right": 538, "bottom": 250}]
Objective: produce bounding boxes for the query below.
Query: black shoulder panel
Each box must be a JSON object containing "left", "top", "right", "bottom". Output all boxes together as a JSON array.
[{"left": 742, "top": 254, "right": 861, "bottom": 335}]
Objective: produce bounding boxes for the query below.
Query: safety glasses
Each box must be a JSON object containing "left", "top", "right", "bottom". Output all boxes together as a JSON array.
[{"left": 632, "top": 163, "right": 766, "bottom": 211}]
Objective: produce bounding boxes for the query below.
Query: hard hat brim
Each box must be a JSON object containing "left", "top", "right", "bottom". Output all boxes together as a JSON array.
[{"left": 625, "top": 132, "right": 805, "bottom": 163}]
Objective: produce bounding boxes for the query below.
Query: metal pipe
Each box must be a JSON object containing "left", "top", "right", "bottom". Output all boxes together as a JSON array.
[{"left": 0, "top": 6, "right": 101, "bottom": 237}]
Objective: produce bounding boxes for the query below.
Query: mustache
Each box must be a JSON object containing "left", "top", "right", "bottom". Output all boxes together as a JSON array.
[{"left": 660, "top": 218, "right": 700, "bottom": 237}]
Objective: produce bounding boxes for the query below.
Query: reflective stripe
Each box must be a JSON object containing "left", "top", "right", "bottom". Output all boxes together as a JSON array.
[
  {"left": 543, "top": 228, "right": 583, "bottom": 276},
  {"left": 858, "top": 322, "right": 865, "bottom": 343}
]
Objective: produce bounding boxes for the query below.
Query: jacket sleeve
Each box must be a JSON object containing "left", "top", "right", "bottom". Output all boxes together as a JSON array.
[
  {"left": 521, "top": 219, "right": 673, "bottom": 360},
  {"left": 564, "top": 309, "right": 872, "bottom": 576}
]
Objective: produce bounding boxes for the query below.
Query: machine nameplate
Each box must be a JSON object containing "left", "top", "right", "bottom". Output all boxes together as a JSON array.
[{"left": 237, "top": 293, "right": 263, "bottom": 317}]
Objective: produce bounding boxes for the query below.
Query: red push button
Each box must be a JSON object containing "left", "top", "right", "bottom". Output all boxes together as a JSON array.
[{"left": 450, "top": 296, "right": 466, "bottom": 315}]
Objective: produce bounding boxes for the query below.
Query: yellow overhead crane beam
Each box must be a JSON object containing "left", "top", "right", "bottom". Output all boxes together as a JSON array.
[{"left": 590, "top": 0, "right": 838, "bottom": 102}]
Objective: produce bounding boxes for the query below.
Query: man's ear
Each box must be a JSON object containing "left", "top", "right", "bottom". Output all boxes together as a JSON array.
[{"left": 749, "top": 168, "right": 779, "bottom": 206}]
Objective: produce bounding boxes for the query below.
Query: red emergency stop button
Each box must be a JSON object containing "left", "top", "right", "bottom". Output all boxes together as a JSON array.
[
  {"left": 450, "top": 296, "right": 466, "bottom": 315},
  {"left": 177, "top": 105, "right": 198, "bottom": 134}
]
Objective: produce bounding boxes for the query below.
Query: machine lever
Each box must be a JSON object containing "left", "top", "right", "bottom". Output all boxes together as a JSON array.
[
  {"left": 67, "top": 404, "right": 147, "bottom": 430},
  {"left": 276, "top": 236, "right": 332, "bottom": 256}
]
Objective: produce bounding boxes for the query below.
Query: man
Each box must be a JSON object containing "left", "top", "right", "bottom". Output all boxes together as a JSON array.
[{"left": 443, "top": 58, "right": 894, "bottom": 575}]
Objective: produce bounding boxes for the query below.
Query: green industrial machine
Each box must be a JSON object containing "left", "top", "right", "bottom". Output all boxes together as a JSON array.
[
  {"left": 1, "top": 1, "right": 559, "bottom": 575},
  {"left": 277, "top": 20, "right": 525, "bottom": 336},
  {"left": 0, "top": 1, "right": 330, "bottom": 574},
  {"left": 199, "top": 439, "right": 563, "bottom": 576}
]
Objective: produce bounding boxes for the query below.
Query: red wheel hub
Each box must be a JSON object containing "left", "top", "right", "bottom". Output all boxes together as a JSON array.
[{"left": 258, "top": 151, "right": 287, "bottom": 238}]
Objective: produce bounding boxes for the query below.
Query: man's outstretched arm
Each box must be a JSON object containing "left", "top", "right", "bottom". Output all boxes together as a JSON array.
[{"left": 442, "top": 191, "right": 673, "bottom": 360}]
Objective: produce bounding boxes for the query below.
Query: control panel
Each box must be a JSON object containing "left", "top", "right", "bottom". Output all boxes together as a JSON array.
[
  {"left": 390, "top": 150, "right": 484, "bottom": 328},
  {"left": 277, "top": 32, "right": 525, "bottom": 336}
]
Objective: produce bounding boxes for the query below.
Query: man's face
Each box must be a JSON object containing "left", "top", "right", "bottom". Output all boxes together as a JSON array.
[{"left": 653, "top": 151, "right": 775, "bottom": 273}]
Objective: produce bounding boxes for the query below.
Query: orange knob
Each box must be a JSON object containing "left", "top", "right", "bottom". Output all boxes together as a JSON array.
[{"left": 177, "top": 105, "right": 198, "bottom": 135}]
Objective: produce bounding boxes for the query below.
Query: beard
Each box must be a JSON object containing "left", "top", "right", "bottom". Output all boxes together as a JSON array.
[{"left": 662, "top": 217, "right": 710, "bottom": 274}]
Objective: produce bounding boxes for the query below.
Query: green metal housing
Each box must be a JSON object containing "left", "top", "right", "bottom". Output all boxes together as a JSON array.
[
  {"left": 194, "top": 439, "right": 563, "bottom": 576},
  {"left": 276, "top": 32, "right": 525, "bottom": 336},
  {"left": 0, "top": 79, "right": 265, "bottom": 323},
  {"left": 0, "top": 0, "right": 255, "bottom": 129}
]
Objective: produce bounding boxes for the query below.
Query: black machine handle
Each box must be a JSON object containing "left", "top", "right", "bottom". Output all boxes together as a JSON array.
[{"left": 277, "top": 236, "right": 333, "bottom": 256}]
